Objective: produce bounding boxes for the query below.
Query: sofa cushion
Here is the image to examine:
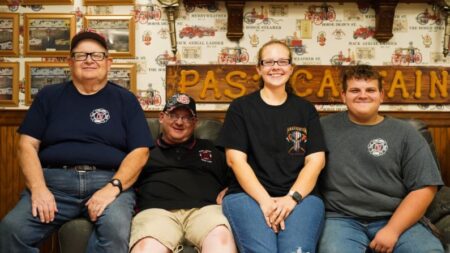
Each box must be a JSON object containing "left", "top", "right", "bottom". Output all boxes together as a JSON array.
[{"left": 427, "top": 186, "right": 450, "bottom": 223}]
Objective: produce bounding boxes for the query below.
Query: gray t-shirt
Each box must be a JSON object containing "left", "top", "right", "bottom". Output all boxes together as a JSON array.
[{"left": 319, "top": 112, "right": 443, "bottom": 219}]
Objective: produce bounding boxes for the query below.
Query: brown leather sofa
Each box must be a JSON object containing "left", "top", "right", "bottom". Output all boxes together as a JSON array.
[{"left": 58, "top": 118, "right": 449, "bottom": 253}]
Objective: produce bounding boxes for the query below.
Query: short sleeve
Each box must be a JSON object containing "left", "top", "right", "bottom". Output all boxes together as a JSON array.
[
  {"left": 18, "top": 91, "right": 48, "bottom": 140},
  {"left": 401, "top": 126, "right": 443, "bottom": 190},
  {"left": 217, "top": 100, "right": 248, "bottom": 153},
  {"left": 125, "top": 95, "right": 154, "bottom": 151},
  {"left": 305, "top": 104, "right": 327, "bottom": 155}
]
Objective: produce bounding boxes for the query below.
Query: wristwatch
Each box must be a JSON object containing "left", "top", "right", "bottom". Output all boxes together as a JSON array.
[
  {"left": 110, "top": 178, "right": 123, "bottom": 193},
  {"left": 288, "top": 190, "right": 303, "bottom": 203}
]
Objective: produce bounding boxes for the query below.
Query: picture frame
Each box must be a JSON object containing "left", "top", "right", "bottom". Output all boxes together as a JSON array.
[
  {"left": 109, "top": 63, "right": 137, "bottom": 93},
  {"left": 0, "top": 62, "right": 19, "bottom": 107},
  {"left": 25, "top": 62, "right": 71, "bottom": 105},
  {"left": 23, "top": 14, "right": 76, "bottom": 57},
  {"left": 0, "top": 13, "right": 20, "bottom": 57},
  {"left": 83, "top": 15, "right": 135, "bottom": 58},
  {"left": 22, "top": 0, "right": 73, "bottom": 4},
  {"left": 83, "top": 0, "right": 134, "bottom": 5}
]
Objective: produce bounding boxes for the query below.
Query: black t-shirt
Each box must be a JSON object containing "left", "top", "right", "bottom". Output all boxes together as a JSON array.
[
  {"left": 217, "top": 91, "right": 326, "bottom": 196},
  {"left": 18, "top": 81, "right": 153, "bottom": 169},
  {"left": 135, "top": 136, "right": 229, "bottom": 211}
]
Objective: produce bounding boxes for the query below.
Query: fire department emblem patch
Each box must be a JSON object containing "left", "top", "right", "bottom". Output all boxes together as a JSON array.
[
  {"left": 199, "top": 149, "right": 213, "bottom": 163},
  {"left": 177, "top": 94, "right": 190, "bottom": 104},
  {"left": 90, "top": 108, "right": 110, "bottom": 124},
  {"left": 367, "top": 138, "right": 388, "bottom": 157},
  {"left": 286, "top": 126, "right": 308, "bottom": 155}
]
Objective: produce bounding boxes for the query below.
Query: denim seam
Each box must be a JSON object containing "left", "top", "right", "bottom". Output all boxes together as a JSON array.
[{"left": 223, "top": 199, "right": 247, "bottom": 253}]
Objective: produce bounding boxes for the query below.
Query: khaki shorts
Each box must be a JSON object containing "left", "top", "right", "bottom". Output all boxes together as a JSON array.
[{"left": 129, "top": 205, "right": 230, "bottom": 252}]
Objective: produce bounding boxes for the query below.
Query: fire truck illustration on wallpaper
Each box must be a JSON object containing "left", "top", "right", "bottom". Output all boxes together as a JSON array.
[
  {"left": 282, "top": 35, "right": 306, "bottom": 55},
  {"left": 305, "top": 3, "right": 336, "bottom": 25},
  {"left": 133, "top": 4, "right": 161, "bottom": 24},
  {"left": 179, "top": 26, "right": 216, "bottom": 39},
  {"left": 416, "top": 5, "right": 443, "bottom": 25},
  {"left": 353, "top": 27, "right": 375, "bottom": 40},
  {"left": 244, "top": 6, "right": 281, "bottom": 25},
  {"left": 391, "top": 43, "right": 423, "bottom": 65},
  {"left": 330, "top": 49, "right": 358, "bottom": 65},
  {"left": 218, "top": 47, "right": 249, "bottom": 64},
  {"left": 156, "top": 51, "right": 184, "bottom": 66},
  {"left": 138, "top": 88, "right": 162, "bottom": 108}
]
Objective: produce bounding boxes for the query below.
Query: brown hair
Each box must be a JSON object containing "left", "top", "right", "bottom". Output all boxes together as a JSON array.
[
  {"left": 257, "top": 40, "right": 294, "bottom": 93},
  {"left": 341, "top": 64, "right": 383, "bottom": 92}
]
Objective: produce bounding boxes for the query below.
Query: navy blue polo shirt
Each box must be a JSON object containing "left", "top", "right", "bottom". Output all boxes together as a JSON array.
[{"left": 18, "top": 81, "right": 153, "bottom": 169}]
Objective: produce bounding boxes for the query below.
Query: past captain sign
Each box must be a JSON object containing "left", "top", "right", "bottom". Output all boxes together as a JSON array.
[{"left": 165, "top": 65, "right": 449, "bottom": 104}]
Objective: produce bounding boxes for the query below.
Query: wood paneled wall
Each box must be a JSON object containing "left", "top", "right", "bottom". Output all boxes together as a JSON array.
[{"left": 0, "top": 109, "right": 449, "bottom": 253}]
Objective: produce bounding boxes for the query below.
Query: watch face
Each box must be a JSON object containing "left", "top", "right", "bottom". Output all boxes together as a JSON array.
[
  {"left": 110, "top": 178, "right": 123, "bottom": 192},
  {"left": 292, "top": 192, "right": 302, "bottom": 203}
]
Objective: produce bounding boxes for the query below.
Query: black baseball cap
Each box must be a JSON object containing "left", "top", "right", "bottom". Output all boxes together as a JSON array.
[
  {"left": 163, "top": 93, "right": 197, "bottom": 117},
  {"left": 70, "top": 29, "right": 108, "bottom": 52}
]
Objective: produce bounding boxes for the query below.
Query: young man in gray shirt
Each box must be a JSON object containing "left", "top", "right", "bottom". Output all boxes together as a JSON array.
[{"left": 318, "top": 65, "right": 444, "bottom": 253}]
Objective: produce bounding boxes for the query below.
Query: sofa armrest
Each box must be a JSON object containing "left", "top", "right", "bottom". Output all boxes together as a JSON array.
[
  {"left": 58, "top": 218, "right": 198, "bottom": 252},
  {"left": 58, "top": 218, "right": 93, "bottom": 253},
  {"left": 426, "top": 186, "right": 450, "bottom": 223}
]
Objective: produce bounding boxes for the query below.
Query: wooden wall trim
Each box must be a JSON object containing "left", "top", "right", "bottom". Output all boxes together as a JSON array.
[{"left": 1, "top": 109, "right": 449, "bottom": 127}]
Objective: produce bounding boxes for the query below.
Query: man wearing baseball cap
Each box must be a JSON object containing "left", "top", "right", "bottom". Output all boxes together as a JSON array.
[
  {"left": 0, "top": 29, "right": 153, "bottom": 253},
  {"left": 129, "top": 93, "right": 237, "bottom": 253}
]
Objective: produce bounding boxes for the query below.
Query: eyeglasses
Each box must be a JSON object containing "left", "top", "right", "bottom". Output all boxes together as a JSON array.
[
  {"left": 71, "top": 52, "right": 107, "bottom": 61},
  {"left": 164, "top": 112, "right": 195, "bottom": 124},
  {"left": 259, "top": 59, "right": 291, "bottom": 67}
]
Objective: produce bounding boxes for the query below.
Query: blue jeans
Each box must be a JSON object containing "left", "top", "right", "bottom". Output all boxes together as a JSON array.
[
  {"left": 223, "top": 192, "right": 325, "bottom": 253},
  {"left": 318, "top": 217, "right": 444, "bottom": 253},
  {"left": 0, "top": 168, "right": 136, "bottom": 253}
]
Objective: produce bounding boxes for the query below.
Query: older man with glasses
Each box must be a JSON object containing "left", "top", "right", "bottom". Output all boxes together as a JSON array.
[
  {"left": 129, "top": 93, "right": 237, "bottom": 253},
  {"left": 0, "top": 29, "right": 153, "bottom": 253}
]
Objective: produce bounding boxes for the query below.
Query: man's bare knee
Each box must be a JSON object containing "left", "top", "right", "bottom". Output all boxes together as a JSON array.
[
  {"left": 202, "top": 225, "right": 237, "bottom": 253},
  {"left": 131, "top": 237, "right": 171, "bottom": 253}
]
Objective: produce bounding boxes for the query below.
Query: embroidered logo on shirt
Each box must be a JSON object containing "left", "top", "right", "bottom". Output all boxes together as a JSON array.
[
  {"left": 199, "top": 149, "right": 213, "bottom": 163},
  {"left": 90, "top": 108, "right": 110, "bottom": 124},
  {"left": 286, "top": 126, "right": 307, "bottom": 155},
  {"left": 367, "top": 138, "right": 388, "bottom": 157}
]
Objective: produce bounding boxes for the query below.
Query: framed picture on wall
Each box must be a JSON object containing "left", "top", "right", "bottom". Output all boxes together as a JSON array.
[
  {"left": 0, "top": 62, "right": 19, "bottom": 107},
  {"left": 84, "top": 0, "right": 134, "bottom": 5},
  {"left": 22, "top": 0, "right": 73, "bottom": 4},
  {"left": 25, "top": 62, "right": 71, "bottom": 105},
  {"left": 0, "top": 13, "right": 19, "bottom": 57},
  {"left": 109, "top": 63, "right": 137, "bottom": 93},
  {"left": 23, "top": 14, "right": 76, "bottom": 57},
  {"left": 83, "top": 15, "right": 135, "bottom": 58}
]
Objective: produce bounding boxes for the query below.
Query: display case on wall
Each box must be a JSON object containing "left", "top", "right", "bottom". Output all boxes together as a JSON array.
[
  {"left": 109, "top": 63, "right": 137, "bottom": 94},
  {"left": 0, "top": 13, "right": 19, "bottom": 57},
  {"left": 0, "top": 62, "right": 19, "bottom": 107},
  {"left": 23, "top": 14, "right": 76, "bottom": 57},
  {"left": 83, "top": 15, "right": 135, "bottom": 58},
  {"left": 25, "top": 62, "right": 70, "bottom": 105}
]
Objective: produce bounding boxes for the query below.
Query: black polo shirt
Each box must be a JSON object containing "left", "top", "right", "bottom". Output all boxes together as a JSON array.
[{"left": 135, "top": 135, "right": 229, "bottom": 211}]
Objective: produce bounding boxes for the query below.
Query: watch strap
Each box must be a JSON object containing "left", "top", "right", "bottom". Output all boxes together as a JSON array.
[
  {"left": 110, "top": 178, "right": 123, "bottom": 193},
  {"left": 288, "top": 190, "right": 303, "bottom": 203}
]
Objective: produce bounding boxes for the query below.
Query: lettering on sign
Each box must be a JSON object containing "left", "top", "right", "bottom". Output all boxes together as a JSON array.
[{"left": 166, "top": 65, "right": 449, "bottom": 104}]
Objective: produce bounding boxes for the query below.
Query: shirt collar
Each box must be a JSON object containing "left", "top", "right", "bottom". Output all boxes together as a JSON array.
[{"left": 156, "top": 134, "right": 196, "bottom": 150}]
